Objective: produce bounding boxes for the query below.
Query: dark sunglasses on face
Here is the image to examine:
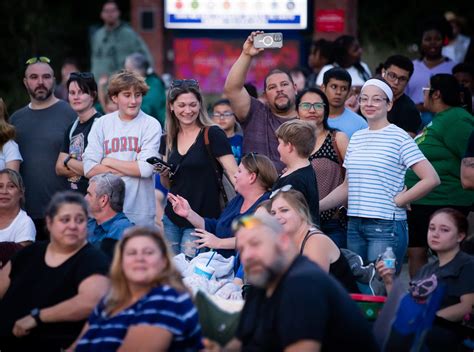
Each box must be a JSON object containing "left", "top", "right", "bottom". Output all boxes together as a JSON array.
[{"left": 25, "top": 56, "right": 51, "bottom": 65}]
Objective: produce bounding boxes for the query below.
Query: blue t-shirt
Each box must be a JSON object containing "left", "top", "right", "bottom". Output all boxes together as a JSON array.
[
  {"left": 327, "top": 108, "right": 368, "bottom": 139},
  {"left": 228, "top": 134, "right": 243, "bottom": 164},
  {"left": 76, "top": 285, "right": 203, "bottom": 352},
  {"left": 87, "top": 212, "right": 134, "bottom": 245},
  {"left": 205, "top": 193, "right": 270, "bottom": 258}
]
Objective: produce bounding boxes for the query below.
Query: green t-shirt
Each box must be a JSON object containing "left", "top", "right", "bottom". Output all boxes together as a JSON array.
[{"left": 405, "top": 107, "right": 474, "bottom": 206}]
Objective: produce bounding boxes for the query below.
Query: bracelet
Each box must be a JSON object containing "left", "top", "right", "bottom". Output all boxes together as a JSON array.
[{"left": 63, "top": 155, "right": 72, "bottom": 169}]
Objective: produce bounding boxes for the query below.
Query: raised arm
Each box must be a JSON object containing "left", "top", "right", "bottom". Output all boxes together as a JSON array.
[{"left": 223, "top": 32, "right": 264, "bottom": 121}]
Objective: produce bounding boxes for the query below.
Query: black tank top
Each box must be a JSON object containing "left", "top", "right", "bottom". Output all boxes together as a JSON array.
[{"left": 301, "top": 230, "right": 360, "bottom": 293}]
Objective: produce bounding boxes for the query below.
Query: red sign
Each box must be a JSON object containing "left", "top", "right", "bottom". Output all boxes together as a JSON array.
[{"left": 315, "top": 9, "right": 345, "bottom": 33}]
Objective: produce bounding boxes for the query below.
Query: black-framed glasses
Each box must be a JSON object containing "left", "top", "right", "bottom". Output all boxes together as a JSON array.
[
  {"left": 211, "top": 111, "right": 235, "bottom": 119},
  {"left": 170, "top": 79, "right": 199, "bottom": 89},
  {"left": 298, "top": 102, "right": 325, "bottom": 111},
  {"left": 385, "top": 71, "right": 409, "bottom": 84},
  {"left": 231, "top": 215, "right": 264, "bottom": 234},
  {"left": 269, "top": 184, "right": 292, "bottom": 199},
  {"left": 243, "top": 152, "right": 259, "bottom": 177},
  {"left": 25, "top": 56, "right": 51, "bottom": 65},
  {"left": 70, "top": 72, "right": 94, "bottom": 80}
]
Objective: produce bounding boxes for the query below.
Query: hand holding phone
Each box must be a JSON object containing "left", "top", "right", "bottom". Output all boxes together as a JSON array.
[
  {"left": 253, "top": 33, "right": 283, "bottom": 49},
  {"left": 147, "top": 157, "right": 175, "bottom": 175}
]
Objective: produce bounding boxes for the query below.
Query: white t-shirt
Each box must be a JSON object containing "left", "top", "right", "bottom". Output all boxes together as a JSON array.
[
  {"left": 83, "top": 110, "right": 162, "bottom": 227},
  {"left": 0, "top": 209, "right": 36, "bottom": 242},
  {"left": 0, "top": 140, "right": 23, "bottom": 170},
  {"left": 344, "top": 124, "right": 426, "bottom": 220}
]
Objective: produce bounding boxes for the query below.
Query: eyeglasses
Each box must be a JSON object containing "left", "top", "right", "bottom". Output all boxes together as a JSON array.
[
  {"left": 70, "top": 72, "right": 94, "bottom": 80},
  {"left": 269, "top": 184, "right": 292, "bottom": 199},
  {"left": 358, "top": 96, "right": 388, "bottom": 106},
  {"left": 422, "top": 87, "right": 433, "bottom": 94},
  {"left": 384, "top": 71, "right": 409, "bottom": 84},
  {"left": 298, "top": 102, "right": 326, "bottom": 111},
  {"left": 231, "top": 215, "right": 264, "bottom": 233},
  {"left": 243, "top": 152, "right": 259, "bottom": 177},
  {"left": 170, "top": 79, "right": 199, "bottom": 89},
  {"left": 25, "top": 56, "right": 51, "bottom": 65},
  {"left": 211, "top": 111, "right": 235, "bottom": 119}
]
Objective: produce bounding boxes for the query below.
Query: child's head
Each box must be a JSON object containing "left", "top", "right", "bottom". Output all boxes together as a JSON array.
[
  {"left": 211, "top": 99, "right": 236, "bottom": 134},
  {"left": 275, "top": 120, "right": 316, "bottom": 159},
  {"left": 107, "top": 70, "right": 149, "bottom": 118}
]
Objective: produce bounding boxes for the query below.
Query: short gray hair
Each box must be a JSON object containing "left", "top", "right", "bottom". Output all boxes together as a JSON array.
[
  {"left": 125, "top": 52, "right": 149, "bottom": 75},
  {"left": 90, "top": 173, "right": 125, "bottom": 213}
]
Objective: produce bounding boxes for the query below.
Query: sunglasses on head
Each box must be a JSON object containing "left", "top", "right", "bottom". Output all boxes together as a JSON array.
[
  {"left": 70, "top": 72, "right": 94, "bottom": 80},
  {"left": 243, "top": 152, "right": 259, "bottom": 176},
  {"left": 269, "top": 184, "right": 292, "bottom": 199},
  {"left": 25, "top": 56, "right": 51, "bottom": 65},
  {"left": 170, "top": 79, "right": 199, "bottom": 89},
  {"left": 231, "top": 215, "right": 264, "bottom": 233}
]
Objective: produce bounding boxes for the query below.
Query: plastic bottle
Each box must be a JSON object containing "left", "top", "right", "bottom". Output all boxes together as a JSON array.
[{"left": 382, "top": 247, "right": 396, "bottom": 270}]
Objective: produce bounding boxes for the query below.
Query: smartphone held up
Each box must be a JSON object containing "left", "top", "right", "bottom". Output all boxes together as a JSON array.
[{"left": 253, "top": 32, "right": 283, "bottom": 49}]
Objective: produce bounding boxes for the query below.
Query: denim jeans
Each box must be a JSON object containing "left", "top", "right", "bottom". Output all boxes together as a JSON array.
[
  {"left": 347, "top": 216, "right": 408, "bottom": 274},
  {"left": 162, "top": 215, "right": 198, "bottom": 258},
  {"left": 320, "top": 219, "right": 347, "bottom": 248}
]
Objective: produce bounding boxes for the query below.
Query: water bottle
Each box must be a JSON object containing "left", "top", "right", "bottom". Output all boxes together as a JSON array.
[{"left": 382, "top": 247, "right": 396, "bottom": 270}]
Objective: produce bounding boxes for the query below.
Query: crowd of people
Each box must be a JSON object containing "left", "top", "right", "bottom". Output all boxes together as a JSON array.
[{"left": 0, "top": 1, "right": 474, "bottom": 350}]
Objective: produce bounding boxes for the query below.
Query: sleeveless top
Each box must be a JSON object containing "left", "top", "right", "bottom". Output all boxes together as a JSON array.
[
  {"left": 300, "top": 229, "right": 359, "bottom": 293},
  {"left": 309, "top": 132, "right": 344, "bottom": 222}
]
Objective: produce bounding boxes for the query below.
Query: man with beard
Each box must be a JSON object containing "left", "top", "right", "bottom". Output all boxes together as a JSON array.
[
  {"left": 219, "top": 214, "right": 379, "bottom": 352},
  {"left": 10, "top": 57, "right": 75, "bottom": 240},
  {"left": 224, "top": 32, "right": 298, "bottom": 173}
]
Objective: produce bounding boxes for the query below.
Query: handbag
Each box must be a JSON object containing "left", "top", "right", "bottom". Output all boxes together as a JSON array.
[{"left": 204, "top": 127, "right": 236, "bottom": 209}]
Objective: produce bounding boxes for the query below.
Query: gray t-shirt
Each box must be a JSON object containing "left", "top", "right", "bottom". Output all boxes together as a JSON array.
[
  {"left": 242, "top": 98, "right": 296, "bottom": 173},
  {"left": 11, "top": 101, "right": 76, "bottom": 218}
]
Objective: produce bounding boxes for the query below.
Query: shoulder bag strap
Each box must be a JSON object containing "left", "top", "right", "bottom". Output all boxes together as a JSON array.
[{"left": 204, "top": 127, "right": 229, "bottom": 204}]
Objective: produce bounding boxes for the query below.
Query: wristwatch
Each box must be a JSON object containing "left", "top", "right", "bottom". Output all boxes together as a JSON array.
[
  {"left": 30, "top": 308, "right": 43, "bottom": 326},
  {"left": 63, "top": 155, "right": 72, "bottom": 169}
]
